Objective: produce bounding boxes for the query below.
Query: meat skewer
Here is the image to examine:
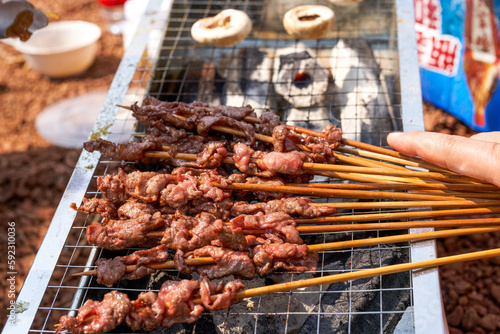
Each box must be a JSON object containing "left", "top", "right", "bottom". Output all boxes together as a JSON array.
[
  {"left": 86, "top": 138, "right": 476, "bottom": 183},
  {"left": 73, "top": 226, "right": 500, "bottom": 285},
  {"left": 120, "top": 98, "right": 448, "bottom": 174},
  {"left": 59, "top": 247, "right": 500, "bottom": 334}
]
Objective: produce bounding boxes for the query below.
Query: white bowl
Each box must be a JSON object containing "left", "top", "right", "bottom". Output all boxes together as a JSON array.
[{"left": 14, "top": 21, "right": 101, "bottom": 78}]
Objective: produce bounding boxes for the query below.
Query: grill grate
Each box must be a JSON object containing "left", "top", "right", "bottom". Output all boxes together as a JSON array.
[{"left": 3, "top": 0, "right": 439, "bottom": 333}]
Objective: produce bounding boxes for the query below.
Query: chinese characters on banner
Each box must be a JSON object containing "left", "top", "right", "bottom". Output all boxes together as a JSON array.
[{"left": 414, "top": 0, "right": 462, "bottom": 76}]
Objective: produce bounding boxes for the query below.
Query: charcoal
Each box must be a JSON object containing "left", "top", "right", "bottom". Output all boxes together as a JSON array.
[{"left": 331, "top": 39, "right": 396, "bottom": 146}]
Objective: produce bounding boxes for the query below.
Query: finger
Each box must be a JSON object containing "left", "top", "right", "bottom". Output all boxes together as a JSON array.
[
  {"left": 387, "top": 131, "right": 500, "bottom": 187},
  {"left": 470, "top": 131, "right": 500, "bottom": 144}
]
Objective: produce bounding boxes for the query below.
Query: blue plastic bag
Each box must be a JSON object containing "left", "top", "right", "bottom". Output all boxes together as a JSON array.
[{"left": 415, "top": 0, "right": 500, "bottom": 131}]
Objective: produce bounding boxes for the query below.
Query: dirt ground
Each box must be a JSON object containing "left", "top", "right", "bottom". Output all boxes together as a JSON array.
[{"left": 0, "top": 1, "right": 498, "bottom": 332}]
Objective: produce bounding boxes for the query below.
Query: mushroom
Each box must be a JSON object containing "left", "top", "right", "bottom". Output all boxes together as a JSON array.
[
  {"left": 328, "top": 0, "right": 363, "bottom": 6},
  {"left": 191, "top": 9, "right": 252, "bottom": 47},
  {"left": 283, "top": 5, "right": 335, "bottom": 40}
]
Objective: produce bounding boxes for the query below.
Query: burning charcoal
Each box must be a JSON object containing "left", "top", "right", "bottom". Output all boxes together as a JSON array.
[
  {"left": 218, "top": 48, "right": 274, "bottom": 116},
  {"left": 273, "top": 43, "right": 329, "bottom": 108},
  {"left": 331, "top": 39, "right": 395, "bottom": 146}
]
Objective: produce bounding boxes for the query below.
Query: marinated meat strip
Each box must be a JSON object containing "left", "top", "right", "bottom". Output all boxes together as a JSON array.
[
  {"left": 56, "top": 290, "right": 130, "bottom": 334},
  {"left": 196, "top": 141, "right": 228, "bottom": 168},
  {"left": 187, "top": 197, "right": 234, "bottom": 221},
  {"left": 257, "top": 150, "right": 306, "bottom": 175},
  {"left": 175, "top": 246, "right": 256, "bottom": 280},
  {"left": 258, "top": 110, "right": 282, "bottom": 136},
  {"left": 322, "top": 125, "right": 343, "bottom": 148},
  {"left": 197, "top": 116, "right": 255, "bottom": 146},
  {"left": 95, "top": 258, "right": 127, "bottom": 287},
  {"left": 83, "top": 138, "right": 162, "bottom": 161},
  {"left": 125, "top": 291, "right": 160, "bottom": 331},
  {"left": 95, "top": 245, "right": 170, "bottom": 287},
  {"left": 272, "top": 124, "right": 297, "bottom": 152},
  {"left": 231, "top": 197, "right": 337, "bottom": 218},
  {"left": 70, "top": 198, "right": 117, "bottom": 221},
  {"left": 160, "top": 212, "right": 248, "bottom": 252},
  {"left": 147, "top": 124, "right": 188, "bottom": 144},
  {"left": 252, "top": 243, "right": 319, "bottom": 276},
  {"left": 156, "top": 279, "right": 205, "bottom": 328},
  {"left": 231, "top": 212, "right": 302, "bottom": 244},
  {"left": 160, "top": 174, "right": 203, "bottom": 208},
  {"left": 117, "top": 199, "right": 156, "bottom": 219},
  {"left": 199, "top": 277, "right": 245, "bottom": 311},
  {"left": 233, "top": 143, "right": 306, "bottom": 176},
  {"left": 121, "top": 170, "right": 176, "bottom": 203},
  {"left": 87, "top": 212, "right": 165, "bottom": 251},
  {"left": 97, "top": 173, "right": 128, "bottom": 204}
]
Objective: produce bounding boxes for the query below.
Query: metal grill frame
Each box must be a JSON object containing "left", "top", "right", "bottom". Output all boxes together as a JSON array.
[{"left": 1, "top": 0, "right": 445, "bottom": 333}]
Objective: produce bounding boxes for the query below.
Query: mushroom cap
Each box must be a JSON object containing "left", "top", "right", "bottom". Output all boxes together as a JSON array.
[
  {"left": 328, "top": 0, "right": 363, "bottom": 6},
  {"left": 191, "top": 9, "right": 252, "bottom": 47},
  {"left": 283, "top": 5, "right": 335, "bottom": 40}
]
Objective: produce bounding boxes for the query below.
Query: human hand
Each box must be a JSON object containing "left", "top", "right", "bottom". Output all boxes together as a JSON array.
[{"left": 387, "top": 131, "right": 500, "bottom": 187}]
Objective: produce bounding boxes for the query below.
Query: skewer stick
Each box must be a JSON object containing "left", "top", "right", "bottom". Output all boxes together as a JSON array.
[
  {"left": 320, "top": 200, "right": 500, "bottom": 209},
  {"left": 337, "top": 146, "right": 455, "bottom": 174},
  {"left": 222, "top": 182, "right": 492, "bottom": 202},
  {"left": 298, "top": 182, "right": 500, "bottom": 192},
  {"left": 299, "top": 206, "right": 500, "bottom": 224},
  {"left": 202, "top": 247, "right": 500, "bottom": 303},
  {"left": 72, "top": 226, "right": 500, "bottom": 278}
]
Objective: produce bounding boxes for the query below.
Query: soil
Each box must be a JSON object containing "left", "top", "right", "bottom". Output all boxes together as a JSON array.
[{"left": 0, "top": 1, "right": 497, "bottom": 332}]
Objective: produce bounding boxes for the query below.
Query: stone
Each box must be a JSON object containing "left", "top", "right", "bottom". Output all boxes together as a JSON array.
[
  {"left": 461, "top": 308, "right": 479, "bottom": 331},
  {"left": 447, "top": 305, "right": 464, "bottom": 327}
]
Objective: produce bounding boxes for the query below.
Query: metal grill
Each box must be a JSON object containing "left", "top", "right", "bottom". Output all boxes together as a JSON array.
[{"left": 3, "top": 0, "right": 444, "bottom": 333}]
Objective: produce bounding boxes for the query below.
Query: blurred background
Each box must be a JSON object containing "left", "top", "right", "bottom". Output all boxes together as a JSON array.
[{"left": 0, "top": 1, "right": 497, "bottom": 333}]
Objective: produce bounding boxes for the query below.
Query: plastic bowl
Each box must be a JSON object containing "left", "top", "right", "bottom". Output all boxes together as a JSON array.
[{"left": 14, "top": 21, "right": 101, "bottom": 78}]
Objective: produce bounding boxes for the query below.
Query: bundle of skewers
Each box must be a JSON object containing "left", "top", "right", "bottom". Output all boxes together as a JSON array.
[{"left": 56, "top": 97, "right": 500, "bottom": 334}]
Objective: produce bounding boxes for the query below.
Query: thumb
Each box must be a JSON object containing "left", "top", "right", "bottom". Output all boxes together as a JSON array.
[{"left": 387, "top": 131, "right": 500, "bottom": 187}]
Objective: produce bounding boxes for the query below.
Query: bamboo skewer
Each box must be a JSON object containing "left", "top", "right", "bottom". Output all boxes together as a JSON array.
[
  {"left": 72, "top": 226, "right": 500, "bottom": 278},
  {"left": 298, "top": 207, "right": 500, "bottom": 224},
  {"left": 320, "top": 200, "right": 500, "bottom": 209},
  {"left": 221, "top": 182, "right": 493, "bottom": 202},
  {"left": 298, "top": 182, "right": 500, "bottom": 192}
]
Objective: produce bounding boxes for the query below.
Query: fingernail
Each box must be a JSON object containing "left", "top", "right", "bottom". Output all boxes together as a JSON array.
[{"left": 388, "top": 132, "right": 403, "bottom": 139}]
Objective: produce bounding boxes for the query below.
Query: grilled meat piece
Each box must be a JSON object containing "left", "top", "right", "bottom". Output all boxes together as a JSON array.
[
  {"left": 197, "top": 115, "right": 256, "bottom": 146},
  {"left": 125, "top": 291, "right": 160, "bottom": 331},
  {"left": 252, "top": 243, "right": 319, "bottom": 276},
  {"left": 97, "top": 173, "right": 128, "bottom": 204},
  {"left": 196, "top": 141, "right": 228, "bottom": 168},
  {"left": 231, "top": 212, "right": 302, "bottom": 244},
  {"left": 231, "top": 197, "right": 337, "bottom": 218},
  {"left": 83, "top": 138, "right": 162, "bottom": 161},
  {"left": 176, "top": 246, "right": 255, "bottom": 280},
  {"left": 233, "top": 143, "right": 306, "bottom": 176},
  {"left": 258, "top": 110, "right": 282, "bottom": 136},
  {"left": 70, "top": 198, "right": 117, "bottom": 222},
  {"left": 199, "top": 276, "right": 245, "bottom": 311},
  {"left": 160, "top": 212, "right": 248, "bottom": 252},
  {"left": 56, "top": 290, "right": 130, "bottom": 334},
  {"left": 95, "top": 245, "right": 170, "bottom": 286},
  {"left": 87, "top": 212, "right": 165, "bottom": 251}
]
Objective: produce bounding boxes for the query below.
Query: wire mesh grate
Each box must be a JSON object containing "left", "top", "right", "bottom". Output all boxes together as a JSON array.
[{"left": 22, "top": 0, "right": 419, "bottom": 333}]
